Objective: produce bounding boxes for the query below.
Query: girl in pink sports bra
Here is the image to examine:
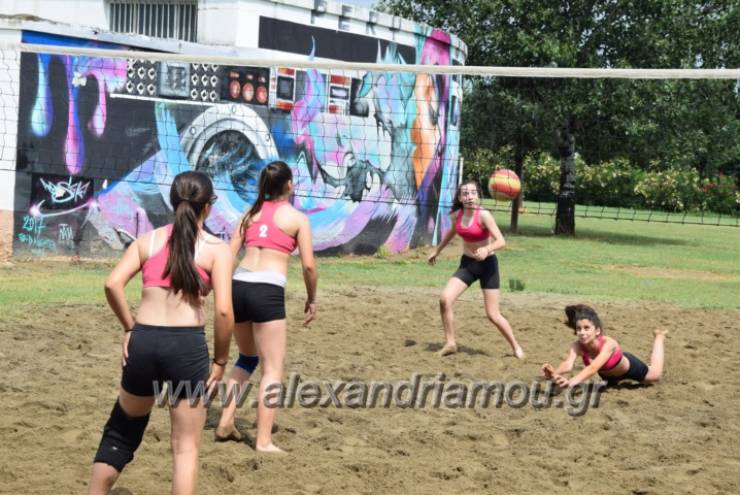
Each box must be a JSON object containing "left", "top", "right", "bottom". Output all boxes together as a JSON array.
[
  {"left": 216, "top": 161, "right": 317, "bottom": 453},
  {"left": 242, "top": 200, "right": 298, "bottom": 254},
  {"left": 427, "top": 180, "right": 524, "bottom": 359},
  {"left": 140, "top": 223, "right": 212, "bottom": 290},
  {"left": 454, "top": 205, "right": 490, "bottom": 243},
  {"left": 89, "top": 171, "right": 234, "bottom": 494},
  {"left": 542, "top": 304, "right": 668, "bottom": 388}
]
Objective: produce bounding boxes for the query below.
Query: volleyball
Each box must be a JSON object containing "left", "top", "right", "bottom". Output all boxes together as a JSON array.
[{"left": 488, "top": 169, "right": 521, "bottom": 201}]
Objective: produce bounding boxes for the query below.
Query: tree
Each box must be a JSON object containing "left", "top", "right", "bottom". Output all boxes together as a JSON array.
[{"left": 378, "top": 0, "right": 739, "bottom": 234}]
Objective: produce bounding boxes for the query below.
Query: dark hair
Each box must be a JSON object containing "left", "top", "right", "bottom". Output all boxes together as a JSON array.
[
  {"left": 452, "top": 180, "right": 482, "bottom": 212},
  {"left": 164, "top": 171, "right": 213, "bottom": 300},
  {"left": 564, "top": 304, "right": 603, "bottom": 334},
  {"left": 239, "top": 161, "right": 293, "bottom": 236}
]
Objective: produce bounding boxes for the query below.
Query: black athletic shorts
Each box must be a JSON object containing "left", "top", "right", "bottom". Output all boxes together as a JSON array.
[
  {"left": 452, "top": 254, "right": 500, "bottom": 289},
  {"left": 600, "top": 352, "right": 650, "bottom": 385},
  {"left": 232, "top": 280, "right": 286, "bottom": 323},
  {"left": 121, "top": 324, "right": 209, "bottom": 398}
]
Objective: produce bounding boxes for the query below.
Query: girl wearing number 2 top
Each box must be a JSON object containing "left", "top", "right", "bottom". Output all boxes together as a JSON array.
[
  {"left": 216, "top": 161, "right": 317, "bottom": 453},
  {"left": 427, "top": 180, "right": 524, "bottom": 359}
]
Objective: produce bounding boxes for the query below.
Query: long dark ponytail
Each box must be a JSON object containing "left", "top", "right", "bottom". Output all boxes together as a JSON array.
[
  {"left": 164, "top": 171, "right": 213, "bottom": 300},
  {"left": 239, "top": 161, "right": 293, "bottom": 236},
  {"left": 452, "top": 180, "right": 482, "bottom": 212}
]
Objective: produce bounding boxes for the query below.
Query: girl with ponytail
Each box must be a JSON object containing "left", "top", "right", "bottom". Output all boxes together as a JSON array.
[
  {"left": 89, "top": 171, "right": 234, "bottom": 494},
  {"left": 216, "top": 160, "right": 318, "bottom": 453}
]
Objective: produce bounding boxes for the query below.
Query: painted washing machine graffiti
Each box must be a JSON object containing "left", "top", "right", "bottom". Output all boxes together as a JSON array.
[
  {"left": 181, "top": 104, "right": 279, "bottom": 237},
  {"left": 13, "top": 28, "right": 462, "bottom": 256},
  {"left": 92, "top": 102, "right": 278, "bottom": 242}
]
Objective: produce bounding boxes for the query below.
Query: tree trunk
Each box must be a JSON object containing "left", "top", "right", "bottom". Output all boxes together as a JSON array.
[
  {"left": 555, "top": 120, "right": 576, "bottom": 236},
  {"left": 509, "top": 147, "right": 525, "bottom": 233}
]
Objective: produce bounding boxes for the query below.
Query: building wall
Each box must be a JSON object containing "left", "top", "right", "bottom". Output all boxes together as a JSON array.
[
  {"left": 0, "top": 0, "right": 108, "bottom": 29},
  {"left": 0, "top": 0, "right": 466, "bottom": 63},
  {"left": 5, "top": 2, "right": 464, "bottom": 257},
  {"left": 199, "top": 0, "right": 466, "bottom": 64},
  {"left": 0, "top": 28, "right": 21, "bottom": 261}
]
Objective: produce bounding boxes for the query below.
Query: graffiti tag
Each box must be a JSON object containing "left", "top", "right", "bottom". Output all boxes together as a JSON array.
[
  {"left": 58, "top": 223, "right": 74, "bottom": 244},
  {"left": 39, "top": 176, "right": 91, "bottom": 205},
  {"left": 22, "top": 214, "right": 45, "bottom": 236},
  {"left": 18, "top": 215, "right": 56, "bottom": 251}
]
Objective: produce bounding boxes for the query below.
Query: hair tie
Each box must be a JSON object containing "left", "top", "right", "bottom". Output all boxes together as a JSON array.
[{"left": 176, "top": 198, "right": 200, "bottom": 212}]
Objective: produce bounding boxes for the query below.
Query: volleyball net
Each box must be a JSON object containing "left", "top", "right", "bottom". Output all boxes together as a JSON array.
[{"left": 0, "top": 43, "right": 737, "bottom": 255}]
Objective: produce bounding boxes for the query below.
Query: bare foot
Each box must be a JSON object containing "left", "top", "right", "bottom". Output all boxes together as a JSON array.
[
  {"left": 255, "top": 443, "right": 286, "bottom": 454},
  {"left": 514, "top": 347, "right": 526, "bottom": 360},
  {"left": 438, "top": 343, "right": 458, "bottom": 357},
  {"left": 654, "top": 329, "right": 669, "bottom": 338},
  {"left": 251, "top": 421, "right": 279, "bottom": 434},
  {"left": 215, "top": 424, "right": 243, "bottom": 442}
]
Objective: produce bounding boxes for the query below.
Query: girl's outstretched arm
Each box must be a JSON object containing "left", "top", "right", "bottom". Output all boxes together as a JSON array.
[
  {"left": 553, "top": 344, "right": 579, "bottom": 375},
  {"left": 428, "top": 216, "right": 457, "bottom": 265},
  {"left": 565, "top": 338, "right": 620, "bottom": 388},
  {"left": 543, "top": 343, "right": 578, "bottom": 380}
]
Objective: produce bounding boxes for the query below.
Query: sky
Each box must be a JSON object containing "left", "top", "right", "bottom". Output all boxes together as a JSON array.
[{"left": 344, "top": 0, "right": 378, "bottom": 9}]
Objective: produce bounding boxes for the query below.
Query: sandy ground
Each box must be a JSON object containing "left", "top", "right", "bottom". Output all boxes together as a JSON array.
[
  {"left": 1, "top": 281, "right": 739, "bottom": 494},
  {"left": 0, "top": 210, "right": 13, "bottom": 262}
]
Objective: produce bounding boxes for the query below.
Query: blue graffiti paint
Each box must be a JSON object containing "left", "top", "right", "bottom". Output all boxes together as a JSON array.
[{"left": 31, "top": 54, "right": 52, "bottom": 137}]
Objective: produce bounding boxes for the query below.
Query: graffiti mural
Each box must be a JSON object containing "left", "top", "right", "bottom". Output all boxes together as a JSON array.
[{"left": 13, "top": 26, "right": 461, "bottom": 256}]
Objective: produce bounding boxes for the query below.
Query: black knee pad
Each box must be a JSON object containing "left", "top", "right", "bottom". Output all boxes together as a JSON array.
[
  {"left": 93, "top": 400, "right": 150, "bottom": 472},
  {"left": 235, "top": 354, "right": 259, "bottom": 374}
]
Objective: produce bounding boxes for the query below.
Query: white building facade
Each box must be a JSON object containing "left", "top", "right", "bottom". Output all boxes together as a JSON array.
[{"left": 0, "top": 0, "right": 466, "bottom": 258}]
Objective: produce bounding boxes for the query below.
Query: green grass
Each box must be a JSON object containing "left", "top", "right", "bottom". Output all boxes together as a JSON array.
[
  {"left": 497, "top": 215, "right": 738, "bottom": 309},
  {"left": 1, "top": 212, "right": 738, "bottom": 314},
  {"left": 303, "top": 211, "right": 739, "bottom": 310},
  {"left": 0, "top": 260, "right": 139, "bottom": 307}
]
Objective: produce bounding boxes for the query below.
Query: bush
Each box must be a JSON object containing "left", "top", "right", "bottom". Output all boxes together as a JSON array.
[
  {"left": 634, "top": 168, "right": 703, "bottom": 212},
  {"left": 523, "top": 154, "right": 640, "bottom": 206},
  {"left": 463, "top": 147, "right": 518, "bottom": 196},
  {"left": 463, "top": 148, "right": 498, "bottom": 186},
  {"left": 701, "top": 175, "right": 738, "bottom": 214},
  {"left": 576, "top": 158, "right": 643, "bottom": 208},
  {"left": 522, "top": 152, "right": 559, "bottom": 201},
  {"left": 466, "top": 148, "right": 737, "bottom": 215}
]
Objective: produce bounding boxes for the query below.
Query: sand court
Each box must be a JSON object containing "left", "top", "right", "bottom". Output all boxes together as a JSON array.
[{"left": 1, "top": 283, "right": 738, "bottom": 494}]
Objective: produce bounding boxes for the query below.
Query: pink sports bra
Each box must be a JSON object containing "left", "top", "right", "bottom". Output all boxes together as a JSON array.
[
  {"left": 244, "top": 200, "right": 298, "bottom": 254},
  {"left": 580, "top": 335, "right": 623, "bottom": 371},
  {"left": 141, "top": 224, "right": 211, "bottom": 289},
  {"left": 455, "top": 207, "right": 490, "bottom": 243}
]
